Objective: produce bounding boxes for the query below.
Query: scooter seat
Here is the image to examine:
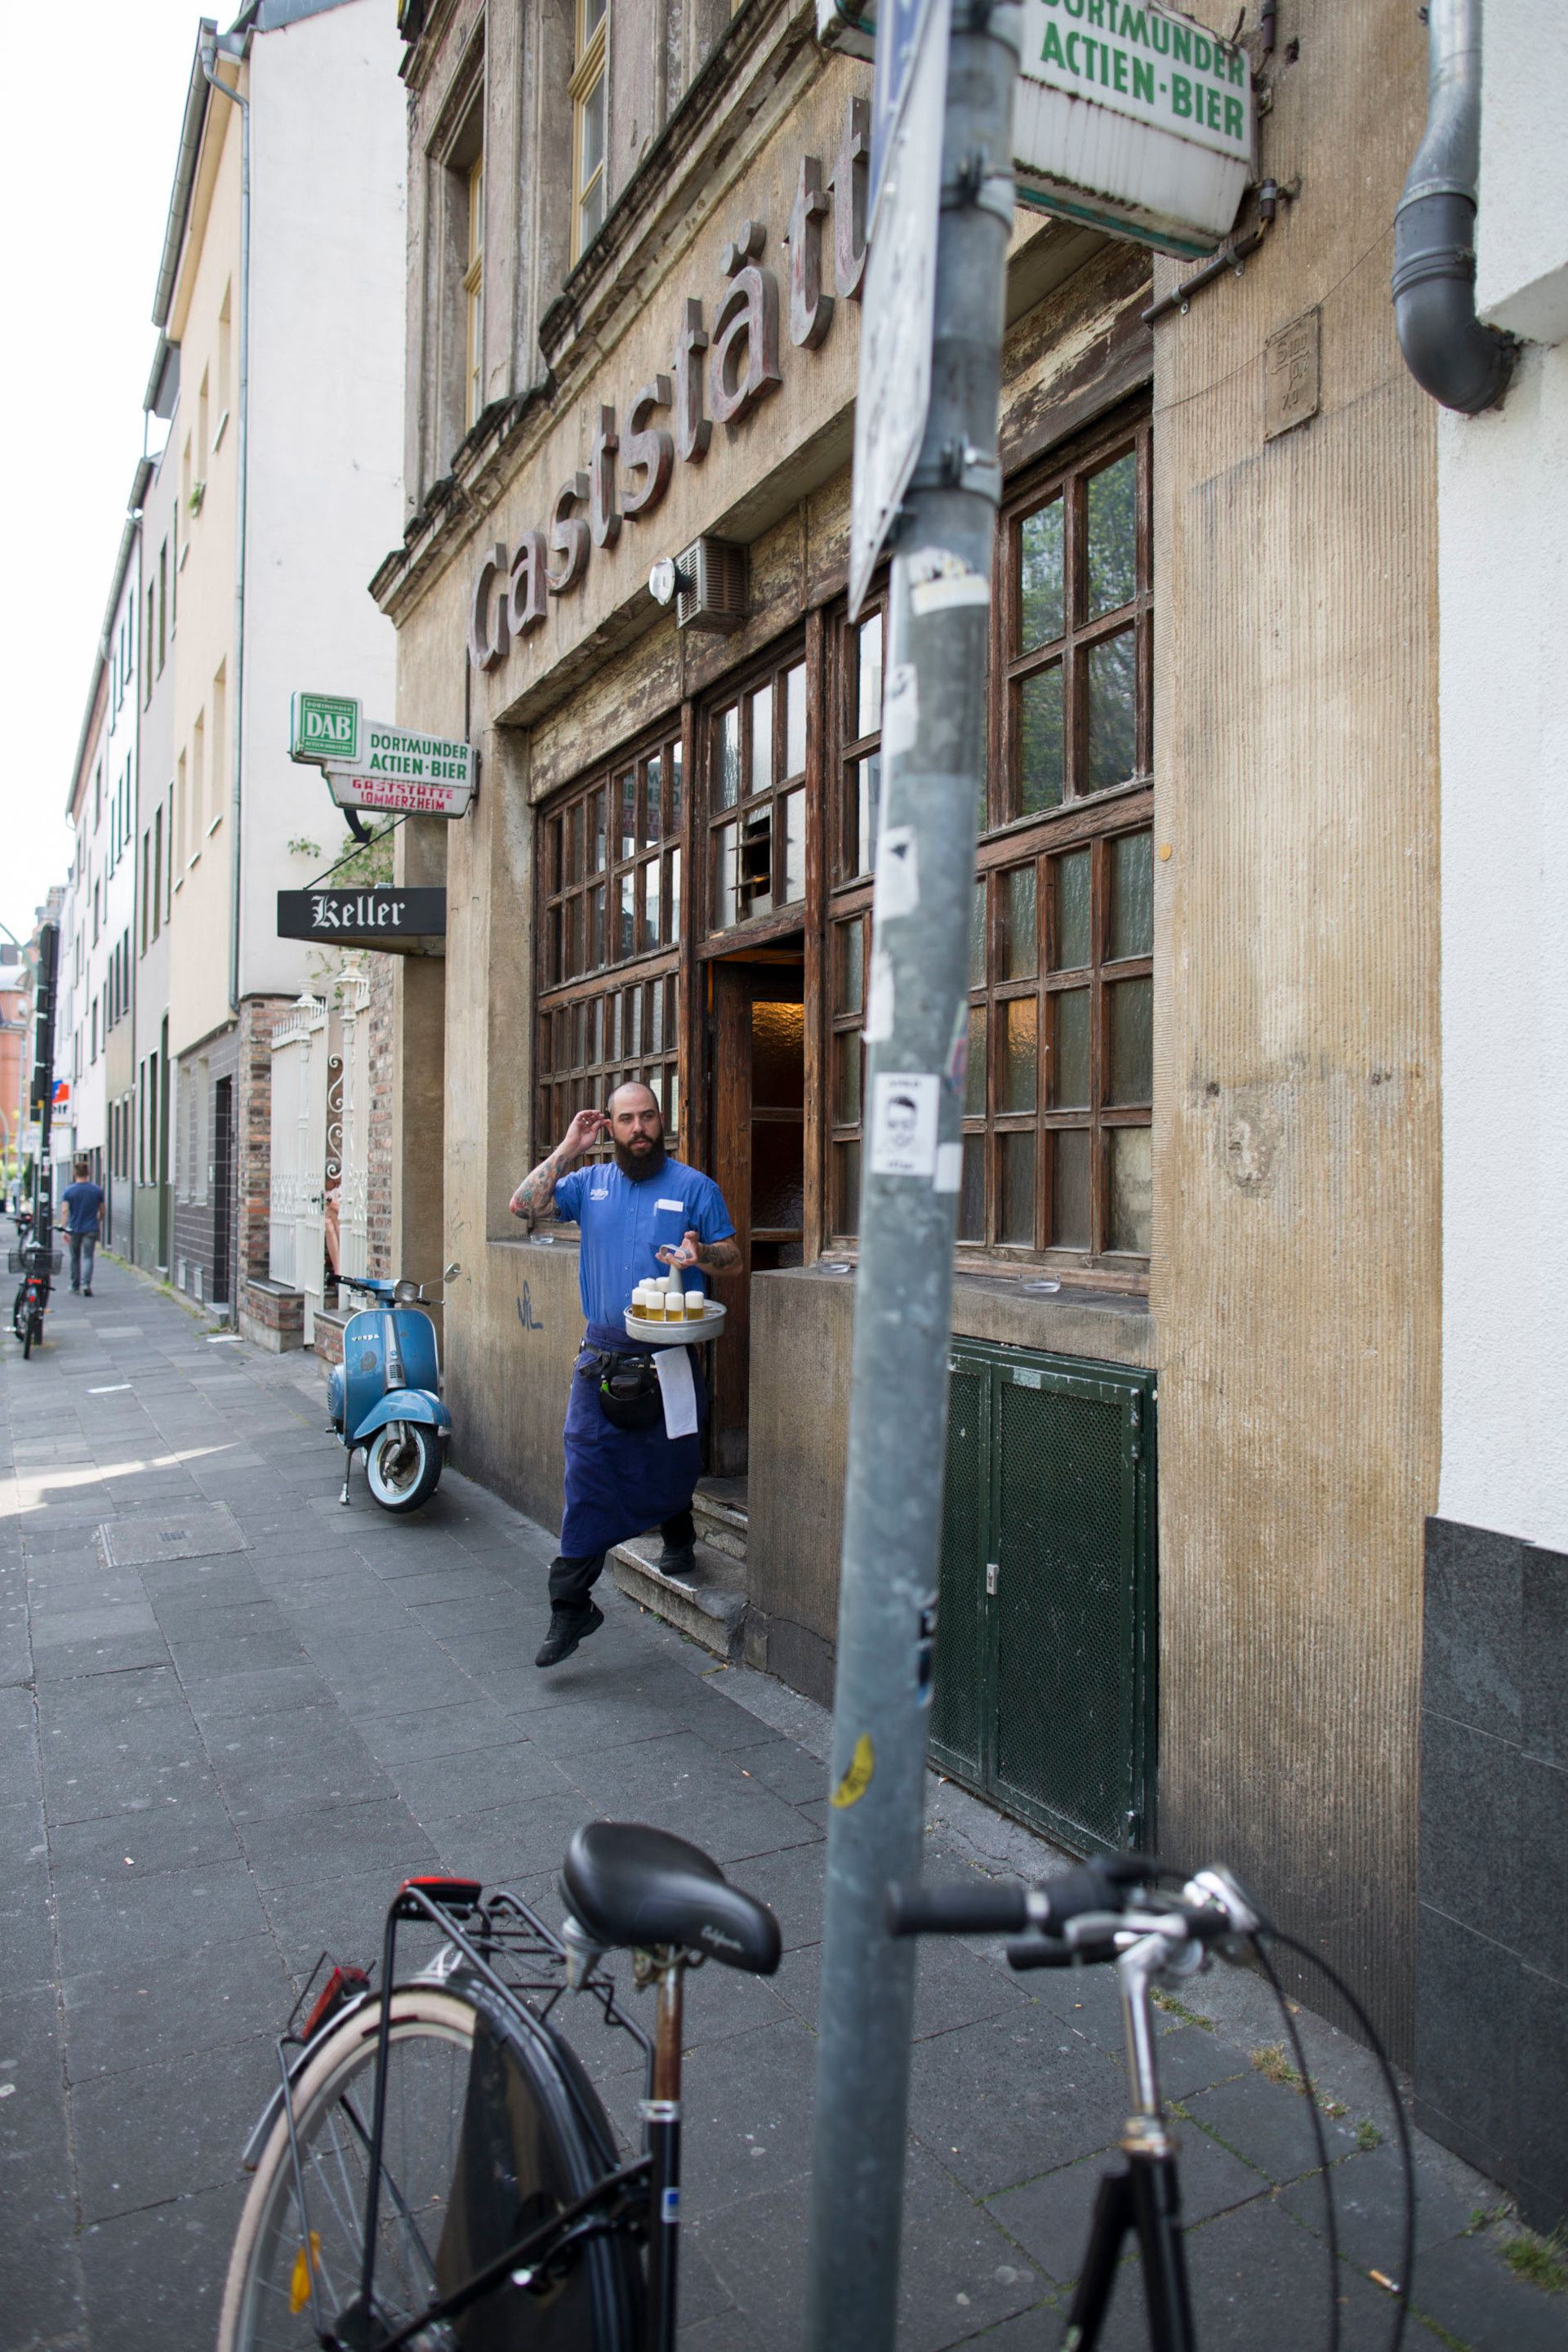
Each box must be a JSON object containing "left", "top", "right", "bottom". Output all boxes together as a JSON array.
[{"left": 560, "top": 1822, "right": 781, "bottom": 1975}]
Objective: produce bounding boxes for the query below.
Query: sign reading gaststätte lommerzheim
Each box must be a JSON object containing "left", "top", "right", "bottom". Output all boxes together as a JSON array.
[{"left": 1015, "top": 0, "right": 1253, "bottom": 256}]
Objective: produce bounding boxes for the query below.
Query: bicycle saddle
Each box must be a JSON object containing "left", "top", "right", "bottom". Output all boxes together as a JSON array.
[{"left": 561, "top": 1822, "right": 782, "bottom": 1975}]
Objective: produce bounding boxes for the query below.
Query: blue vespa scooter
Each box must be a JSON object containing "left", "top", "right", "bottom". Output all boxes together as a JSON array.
[{"left": 327, "top": 1265, "right": 460, "bottom": 1512}]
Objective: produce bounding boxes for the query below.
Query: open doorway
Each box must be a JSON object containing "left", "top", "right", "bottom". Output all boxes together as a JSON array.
[{"left": 707, "top": 950, "right": 804, "bottom": 1476}]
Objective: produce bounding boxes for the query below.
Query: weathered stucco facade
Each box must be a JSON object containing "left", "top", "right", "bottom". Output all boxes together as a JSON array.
[{"left": 379, "top": 0, "right": 1447, "bottom": 2060}]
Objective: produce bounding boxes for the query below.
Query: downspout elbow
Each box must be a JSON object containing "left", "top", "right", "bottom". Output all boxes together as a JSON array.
[{"left": 1392, "top": 0, "right": 1513, "bottom": 416}]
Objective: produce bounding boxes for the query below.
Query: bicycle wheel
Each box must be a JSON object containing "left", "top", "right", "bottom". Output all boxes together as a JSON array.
[
  {"left": 365, "top": 1422, "right": 443, "bottom": 1513},
  {"left": 22, "top": 1309, "right": 35, "bottom": 1360},
  {"left": 220, "top": 1980, "right": 644, "bottom": 2351}
]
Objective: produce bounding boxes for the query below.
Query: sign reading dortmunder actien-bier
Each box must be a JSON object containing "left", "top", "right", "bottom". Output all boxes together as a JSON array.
[
  {"left": 1014, "top": 0, "right": 1253, "bottom": 257},
  {"left": 288, "top": 694, "right": 477, "bottom": 820}
]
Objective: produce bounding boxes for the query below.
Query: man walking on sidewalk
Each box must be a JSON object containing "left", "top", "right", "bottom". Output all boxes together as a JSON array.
[
  {"left": 59, "top": 1156, "right": 105, "bottom": 1296},
  {"left": 510, "top": 1083, "right": 738, "bottom": 1667}
]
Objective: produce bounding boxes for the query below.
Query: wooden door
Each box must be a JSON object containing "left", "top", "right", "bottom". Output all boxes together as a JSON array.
[{"left": 709, "top": 959, "right": 805, "bottom": 1476}]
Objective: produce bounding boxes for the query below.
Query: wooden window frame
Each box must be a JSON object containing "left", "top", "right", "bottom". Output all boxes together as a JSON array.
[
  {"left": 536, "top": 717, "right": 687, "bottom": 1165},
  {"left": 571, "top": 0, "right": 608, "bottom": 264},
  {"left": 699, "top": 638, "right": 812, "bottom": 953}
]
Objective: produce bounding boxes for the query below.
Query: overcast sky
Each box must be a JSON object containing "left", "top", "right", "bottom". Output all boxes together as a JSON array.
[{"left": 0, "top": 2, "right": 212, "bottom": 953}]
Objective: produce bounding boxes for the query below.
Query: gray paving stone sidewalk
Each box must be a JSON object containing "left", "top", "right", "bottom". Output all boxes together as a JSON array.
[{"left": 2, "top": 1254, "right": 1559, "bottom": 2350}]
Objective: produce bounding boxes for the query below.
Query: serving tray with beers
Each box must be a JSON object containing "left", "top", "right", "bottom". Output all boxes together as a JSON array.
[{"left": 623, "top": 1281, "right": 726, "bottom": 1347}]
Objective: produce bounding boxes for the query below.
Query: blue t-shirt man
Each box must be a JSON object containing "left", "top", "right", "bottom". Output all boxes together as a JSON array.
[
  {"left": 60, "top": 1165, "right": 105, "bottom": 1296},
  {"left": 510, "top": 1082, "right": 738, "bottom": 1668}
]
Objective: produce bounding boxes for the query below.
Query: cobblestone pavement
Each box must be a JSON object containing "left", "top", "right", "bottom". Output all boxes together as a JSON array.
[{"left": 2, "top": 1255, "right": 1559, "bottom": 2350}]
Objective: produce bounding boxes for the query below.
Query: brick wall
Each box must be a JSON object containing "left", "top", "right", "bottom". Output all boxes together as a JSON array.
[{"left": 237, "top": 996, "right": 296, "bottom": 1293}]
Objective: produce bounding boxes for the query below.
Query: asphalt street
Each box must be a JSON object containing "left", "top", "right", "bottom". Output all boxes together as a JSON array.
[{"left": 0, "top": 1254, "right": 1557, "bottom": 2349}]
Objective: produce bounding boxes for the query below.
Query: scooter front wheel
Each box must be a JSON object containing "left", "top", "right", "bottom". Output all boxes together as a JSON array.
[{"left": 363, "top": 1420, "right": 442, "bottom": 1513}]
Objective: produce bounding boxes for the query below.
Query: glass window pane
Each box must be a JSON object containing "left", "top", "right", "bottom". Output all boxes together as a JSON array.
[
  {"left": 958, "top": 1135, "right": 986, "bottom": 1243},
  {"left": 835, "top": 1139, "right": 861, "bottom": 1234},
  {"left": 1109, "top": 1126, "right": 1152, "bottom": 1253},
  {"left": 715, "top": 708, "right": 740, "bottom": 808},
  {"left": 618, "top": 770, "right": 635, "bottom": 857},
  {"left": 1108, "top": 975, "right": 1152, "bottom": 1104},
  {"left": 834, "top": 1030, "right": 862, "bottom": 1126},
  {"left": 563, "top": 898, "right": 579, "bottom": 978},
  {"left": 588, "top": 883, "right": 604, "bottom": 967},
  {"left": 754, "top": 1120, "right": 804, "bottom": 1233},
  {"left": 1000, "top": 1132, "right": 1035, "bottom": 1245},
  {"left": 607, "top": 992, "right": 621, "bottom": 1058},
  {"left": 668, "top": 847, "right": 681, "bottom": 942},
  {"left": 839, "top": 916, "right": 863, "bottom": 1016},
  {"left": 970, "top": 880, "right": 987, "bottom": 990},
  {"left": 1054, "top": 848, "right": 1092, "bottom": 970},
  {"left": 644, "top": 858, "right": 660, "bottom": 947},
  {"left": 580, "top": 69, "right": 605, "bottom": 184},
  {"left": 783, "top": 790, "right": 806, "bottom": 902},
  {"left": 1086, "top": 451, "right": 1138, "bottom": 618},
  {"left": 749, "top": 684, "right": 773, "bottom": 796},
  {"left": 1051, "top": 1130, "right": 1092, "bottom": 1249},
  {"left": 1003, "top": 865, "right": 1037, "bottom": 979},
  {"left": 1086, "top": 630, "right": 1137, "bottom": 791},
  {"left": 1018, "top": 665, "right": 1064, "bottom": 813},
  {"left": 667, "top": 1062, "right": 679, "bottom": 1138},
  {"left": 1002, "top": 996, "right": 1038, "bottom": 1115},
  {"left": 582, "top": 0, "right": 606, "bottom": 45},
  {"left": 566, "top": 802, "right": 582, "bottom": 884},
  {"left": 644, "top": 755, "right": 662, "bottom": 844},
  {"left": 670, "top": 741, "right": 683, "bottom": 826},
  {"left": 629, "top": 986, "right": 643, "bottom": 1054},
  {"left": 855, "top": 612, "right": 883, "bottom": 741},
  {"left": 785, "top": 662, "right": 807, "bottom": 779},
  {"left": 854, "top": 755, "right": 880, "bottom": 875},
  {"left": 1050, "top": 987, "right": 1090, "bottom": 1108},
  {"left": 579, "top": 172, "right": 604, "bottom": 247},
  {"left": 649, "top": 979, "right": 664, "bottom": 1052},
  {"left": 589, "top": 995, "right": 603, "bottom": 1065},
  {"left": 712, "top": 822, "right": 736, "bottom": 928},
  {"left": 964, "top": 1004, "right": 987, "bottom": 1118},
  {"left": 547, "top": 904, "right": 561, "bottom": 983},
  {"left": 1019, "top": 497, "right": 1064, "bottom": 650},
  {"left": 589, "top": 790, "right": 606, "bottom": 871},
  {"left": 618, "top": 871, "right": 635, "bottom": 958},
  {"left": 1111, "top": 829, "right": 1152, "bottom": 961}
]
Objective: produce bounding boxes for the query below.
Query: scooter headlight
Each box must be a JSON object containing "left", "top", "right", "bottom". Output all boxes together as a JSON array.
[{"left": 394, "top": 1278, "right": 420, "bottom": 1303}]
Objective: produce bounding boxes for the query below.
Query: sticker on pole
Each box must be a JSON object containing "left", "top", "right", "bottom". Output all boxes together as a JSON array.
[
  {"left": 869, "top": 1071, "right": 941, "bottom": 1178},
  {"left": 830, "top": 1732, "right": 876, "bottom": 1809}
]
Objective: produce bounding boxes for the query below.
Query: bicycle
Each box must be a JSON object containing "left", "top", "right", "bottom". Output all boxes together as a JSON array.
[
  {"left": 8, "top": 1214, "right": 57, "bottom": 1359},
  {"left": 888, "top": 1855, "right": 1416, "bottom": 2352},
  {"left": 218, "top": 1820, "right": 782, "bottom": 2350}
]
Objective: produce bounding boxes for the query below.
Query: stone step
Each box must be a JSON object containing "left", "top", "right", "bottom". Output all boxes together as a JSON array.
[
  {"left": 693, "top": 1479, "right": 748, "bottom": 1565},
  {"left": 611, "top": 1535, "right": 747, "bottom": 1663}
]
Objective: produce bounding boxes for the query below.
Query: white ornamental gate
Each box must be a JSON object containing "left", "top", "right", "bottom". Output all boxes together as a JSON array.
[
  {"left": 269, "top": 994, "right": 329, "bottom": 1339},
  {"left": 334, "top": 966, "right": 372, "bottom": 1284}
]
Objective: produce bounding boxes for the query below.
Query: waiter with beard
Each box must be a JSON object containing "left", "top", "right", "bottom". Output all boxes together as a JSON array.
[{"left": 510, "top": 1082, "right": 739, "bottom": 1667}]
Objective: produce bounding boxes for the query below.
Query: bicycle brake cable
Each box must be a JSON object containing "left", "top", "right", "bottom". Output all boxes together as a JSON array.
[{"left": 1250, "top": 1936, "right": 1341, "bottom": 2352}]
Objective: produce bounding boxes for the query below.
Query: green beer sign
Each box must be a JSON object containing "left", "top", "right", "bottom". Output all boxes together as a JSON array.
[{"left": 290, "top": 691, "right": 361, "bottom": 765}]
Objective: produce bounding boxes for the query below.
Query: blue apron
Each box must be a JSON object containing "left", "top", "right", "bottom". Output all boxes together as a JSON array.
[{"left": 559, "top": 1317, "right": 707, "bottom": 1557}]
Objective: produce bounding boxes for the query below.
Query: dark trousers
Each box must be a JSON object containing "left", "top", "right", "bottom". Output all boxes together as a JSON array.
[
  {"left": 548, "top": 1508, "right": 696, "bottom": 1614},
  {"left": 69, "top": 1234, "right": 96, "bottom": 1290}
]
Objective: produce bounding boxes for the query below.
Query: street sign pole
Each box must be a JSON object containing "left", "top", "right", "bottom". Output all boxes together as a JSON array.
[{"left": 805, "top": 1, "right": 1020, "bottom": 2345}]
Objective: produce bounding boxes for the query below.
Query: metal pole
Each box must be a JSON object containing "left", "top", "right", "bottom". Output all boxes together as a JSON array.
[{"left": 804, "top": 6, "right": 1018, "bottom": 2345}]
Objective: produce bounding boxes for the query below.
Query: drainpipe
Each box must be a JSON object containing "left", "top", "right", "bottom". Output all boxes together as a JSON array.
[
  {"left": 1392, "top": 0, "right": 1513, "bottom": 414},
  {"left": 198, "top": 29, "right": 250, "bottom": 1014}
]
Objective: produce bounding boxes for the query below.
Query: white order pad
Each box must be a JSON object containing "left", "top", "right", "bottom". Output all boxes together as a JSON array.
[{"left": 654, "top": 1346, "right": 699, "bottom": 1439}]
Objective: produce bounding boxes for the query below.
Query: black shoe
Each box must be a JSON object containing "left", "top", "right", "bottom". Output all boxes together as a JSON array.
[
  {"left": 535, "top": 1601, "right": 604, "bottom": 1668},
  {"left": 82, "top": 1288, "right": 92, "bottom": 1298},
  {"left": 656, "top": 1544, "right": 697, "bottom": 1580}
]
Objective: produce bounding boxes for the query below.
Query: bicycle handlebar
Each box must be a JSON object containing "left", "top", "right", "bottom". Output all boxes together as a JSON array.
[{"left": 886, "top": 1854, "right": 1153, "bottom": 1941}]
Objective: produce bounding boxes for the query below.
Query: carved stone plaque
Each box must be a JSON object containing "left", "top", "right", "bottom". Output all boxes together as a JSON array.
[{"left": 1265, "top": 308, "right": 1321, "bottom": 440}]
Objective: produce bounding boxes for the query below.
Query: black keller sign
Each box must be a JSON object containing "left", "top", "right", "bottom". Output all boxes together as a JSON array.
[{"left": 277, "top": 888, "right": 447, "bottom": 950}]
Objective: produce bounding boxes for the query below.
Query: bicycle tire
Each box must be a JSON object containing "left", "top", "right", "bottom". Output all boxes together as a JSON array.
[
  {"left": 22, "top": 1311, "right": 34, "bottom": 1360},
  {"left": 219, "top": 1979, "right": 644, "bottom": 2351}
]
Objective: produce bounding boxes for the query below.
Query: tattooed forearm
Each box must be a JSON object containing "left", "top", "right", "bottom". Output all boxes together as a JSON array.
[
  {"left": 696, "top": 1237, "right": 742, "bottom": 1276},
  {"left": 509, "top": 1146, "right": 569, "bottom": 1219}
]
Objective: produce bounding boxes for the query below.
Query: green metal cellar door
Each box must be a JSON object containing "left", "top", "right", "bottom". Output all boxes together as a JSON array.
[{"left": 929, "top": 1342, "right": 1156, "bottom": 1857}]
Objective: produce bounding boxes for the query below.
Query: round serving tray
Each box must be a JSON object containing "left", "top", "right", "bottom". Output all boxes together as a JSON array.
[{"left": 623, "top": 1303, "right": 727, "bottom": 1347}]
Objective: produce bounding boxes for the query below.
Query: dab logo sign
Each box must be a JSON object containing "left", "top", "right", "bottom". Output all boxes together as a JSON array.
[{"left": 290, "top": 692, "right": 361, "bottom": 766}]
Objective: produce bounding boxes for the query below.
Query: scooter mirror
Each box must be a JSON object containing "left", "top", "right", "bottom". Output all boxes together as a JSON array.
[{"left": 443, "top": 1262, "right": 461, "bottom": 1281}]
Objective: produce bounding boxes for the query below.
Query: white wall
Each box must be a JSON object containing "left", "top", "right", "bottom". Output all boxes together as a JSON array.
[
  {"left": 240, "top": 0, "right": 407, "bottom": 999},
  {"left": 1437, "top": 28, "right": 1568, "bottom": 1550}
]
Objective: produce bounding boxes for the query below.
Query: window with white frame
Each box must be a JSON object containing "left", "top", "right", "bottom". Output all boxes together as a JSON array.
[{"left": 572, "top": 0, "right": 608, "bottom": 260}]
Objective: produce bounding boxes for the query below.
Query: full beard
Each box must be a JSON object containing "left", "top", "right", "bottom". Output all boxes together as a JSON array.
[{"left": 613, "top": 1135, "right": 666, "bottom": 1181}]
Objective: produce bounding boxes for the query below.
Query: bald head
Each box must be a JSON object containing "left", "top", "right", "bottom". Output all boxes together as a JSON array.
[{"left": 606, "top": 1082, "right": 665, "bottom": 1178}]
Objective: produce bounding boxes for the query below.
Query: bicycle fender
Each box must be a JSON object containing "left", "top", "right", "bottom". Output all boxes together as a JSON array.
[
  {"left": 353, "top": 1389, "right": 453, "bottom": 1441},
  {"left": 239, "top": 1991, "right": 378, "bottom": 2172}
]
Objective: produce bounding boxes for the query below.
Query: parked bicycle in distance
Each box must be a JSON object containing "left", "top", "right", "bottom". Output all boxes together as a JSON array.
[
  {"left": 8, "top": 1203, "right": 58, "bottom": 1360},
  {"left": 218, "top": 1821, "right": 782, "bottom": 2350}
]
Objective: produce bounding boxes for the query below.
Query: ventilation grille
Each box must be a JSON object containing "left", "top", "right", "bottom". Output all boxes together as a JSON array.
[{"left": 676, "top": 537, "right": 747, "bottom": 635}]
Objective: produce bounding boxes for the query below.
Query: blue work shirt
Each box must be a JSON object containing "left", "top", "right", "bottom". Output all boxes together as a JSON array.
[
  {"left": 554, "top": 1156, "right": 734, "bottom": 1328},
  {"left": 60, "top": 1181, "right": 105, "bottom": 1236}
]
